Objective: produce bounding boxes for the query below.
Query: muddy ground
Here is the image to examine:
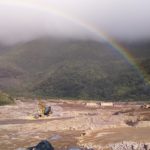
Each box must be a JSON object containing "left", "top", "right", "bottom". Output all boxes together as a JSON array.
[{"left": 0, "top": 100, "right": 150, "bottom": 150}]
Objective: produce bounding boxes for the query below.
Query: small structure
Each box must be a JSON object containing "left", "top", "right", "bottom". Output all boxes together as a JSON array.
[
  {"left": 86, "top": 102, "right": 99, "bottom": 108},
  {"left": 146, "top": 104, "right": 150, "bottom": 108},
  {"left": 141, "top": 104, "right": 150, "bottom": 109},
  {"left": 100, "top": 102, "right": 114, "bottom": 107}
]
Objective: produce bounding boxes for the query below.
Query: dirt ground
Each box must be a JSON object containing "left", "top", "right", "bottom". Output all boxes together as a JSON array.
[{"left": 0, "top": 99, "right": 150, "bottom": 150}]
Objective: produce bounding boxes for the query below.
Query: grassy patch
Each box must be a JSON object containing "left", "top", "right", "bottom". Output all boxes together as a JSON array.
[{"left": 0, "top": 91, "right": 14, "bottom": 106}]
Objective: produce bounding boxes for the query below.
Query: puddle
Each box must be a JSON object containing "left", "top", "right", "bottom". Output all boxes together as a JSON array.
[
  {"left": 68, "top": 147, "right": 81, "bottom": 150},
  {"left": 49, "top": 134, "right": 62, "bottom": 141}
]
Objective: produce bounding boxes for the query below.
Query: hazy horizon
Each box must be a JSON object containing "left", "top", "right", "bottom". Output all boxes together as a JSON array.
[{"left": 0, "top": 0, "right": 150, "bottom": 45}]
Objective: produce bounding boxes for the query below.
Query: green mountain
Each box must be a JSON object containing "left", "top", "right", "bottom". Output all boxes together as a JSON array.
[{"left": 0, "top": 37, "right": 150, "bottom": 100}]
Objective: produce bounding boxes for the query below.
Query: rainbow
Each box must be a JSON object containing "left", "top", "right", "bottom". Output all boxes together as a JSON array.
[{"left": 0, "top": 0, "right": 149, "bottom": 83}]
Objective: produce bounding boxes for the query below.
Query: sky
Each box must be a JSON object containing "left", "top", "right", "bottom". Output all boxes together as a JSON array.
[{"left": 0, "top": 0, "right": 150, "bottom": 44}]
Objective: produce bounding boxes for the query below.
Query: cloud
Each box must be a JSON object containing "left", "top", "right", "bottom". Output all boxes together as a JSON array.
[{"left": 0, "top": 0, "right": 150, "bottom": 44}]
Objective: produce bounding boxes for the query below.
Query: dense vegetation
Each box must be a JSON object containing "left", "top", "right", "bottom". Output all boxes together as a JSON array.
[
  {"left": 0, "top": 91, "right": 14, "bottom": 105},
  {"left": 0, "top": 38, "right": 150, "bottom": 100},
  {"left": 34, "top": 63, "right": 150, "bottom": 100}
]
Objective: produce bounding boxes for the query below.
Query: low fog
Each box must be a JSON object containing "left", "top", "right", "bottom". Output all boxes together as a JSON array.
[{"left": 0, "top": 0, "right": 150, "bottom": 45}]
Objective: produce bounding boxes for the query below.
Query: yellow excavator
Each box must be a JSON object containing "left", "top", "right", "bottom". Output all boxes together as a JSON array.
[{"left": 33, "top": 100, "right": 52, "bottom": 119}]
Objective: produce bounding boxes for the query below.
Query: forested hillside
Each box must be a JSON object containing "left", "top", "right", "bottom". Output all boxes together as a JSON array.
[{"left": 0, "top": 38, "right": 150, "bottom": 100}]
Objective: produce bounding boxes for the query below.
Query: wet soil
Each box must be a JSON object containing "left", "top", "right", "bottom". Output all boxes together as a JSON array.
[{"left": 0, "top": 100, "right": 150, "bottom": 150}]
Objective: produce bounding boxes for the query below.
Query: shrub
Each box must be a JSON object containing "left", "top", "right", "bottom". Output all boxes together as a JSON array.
[{"left": 0, "top": 91, "right": 14, "bottom": 105}]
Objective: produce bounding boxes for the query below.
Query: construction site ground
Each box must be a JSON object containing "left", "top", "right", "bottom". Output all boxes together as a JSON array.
[{"left": 0, "top": 100, "right": 150, "bottom": 150}]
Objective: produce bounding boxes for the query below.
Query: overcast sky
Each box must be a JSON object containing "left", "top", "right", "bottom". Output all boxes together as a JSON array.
[{"left": 0, "top": 0, "right": 150, "bottom": 44}]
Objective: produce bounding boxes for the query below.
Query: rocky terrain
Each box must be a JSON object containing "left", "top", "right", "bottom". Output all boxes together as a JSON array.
[{"left": 0, "top": 100, "right": 150, "bottom": 150}]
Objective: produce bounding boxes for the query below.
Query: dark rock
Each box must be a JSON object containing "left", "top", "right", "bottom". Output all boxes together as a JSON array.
[{"left": 27, "top": 140, "right": 54, "bottom": 150}]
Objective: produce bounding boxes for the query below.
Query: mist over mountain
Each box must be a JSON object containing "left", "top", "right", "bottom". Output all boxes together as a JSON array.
[{"left": 0, "top": 0, "right": 150, "bottom": 45}]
